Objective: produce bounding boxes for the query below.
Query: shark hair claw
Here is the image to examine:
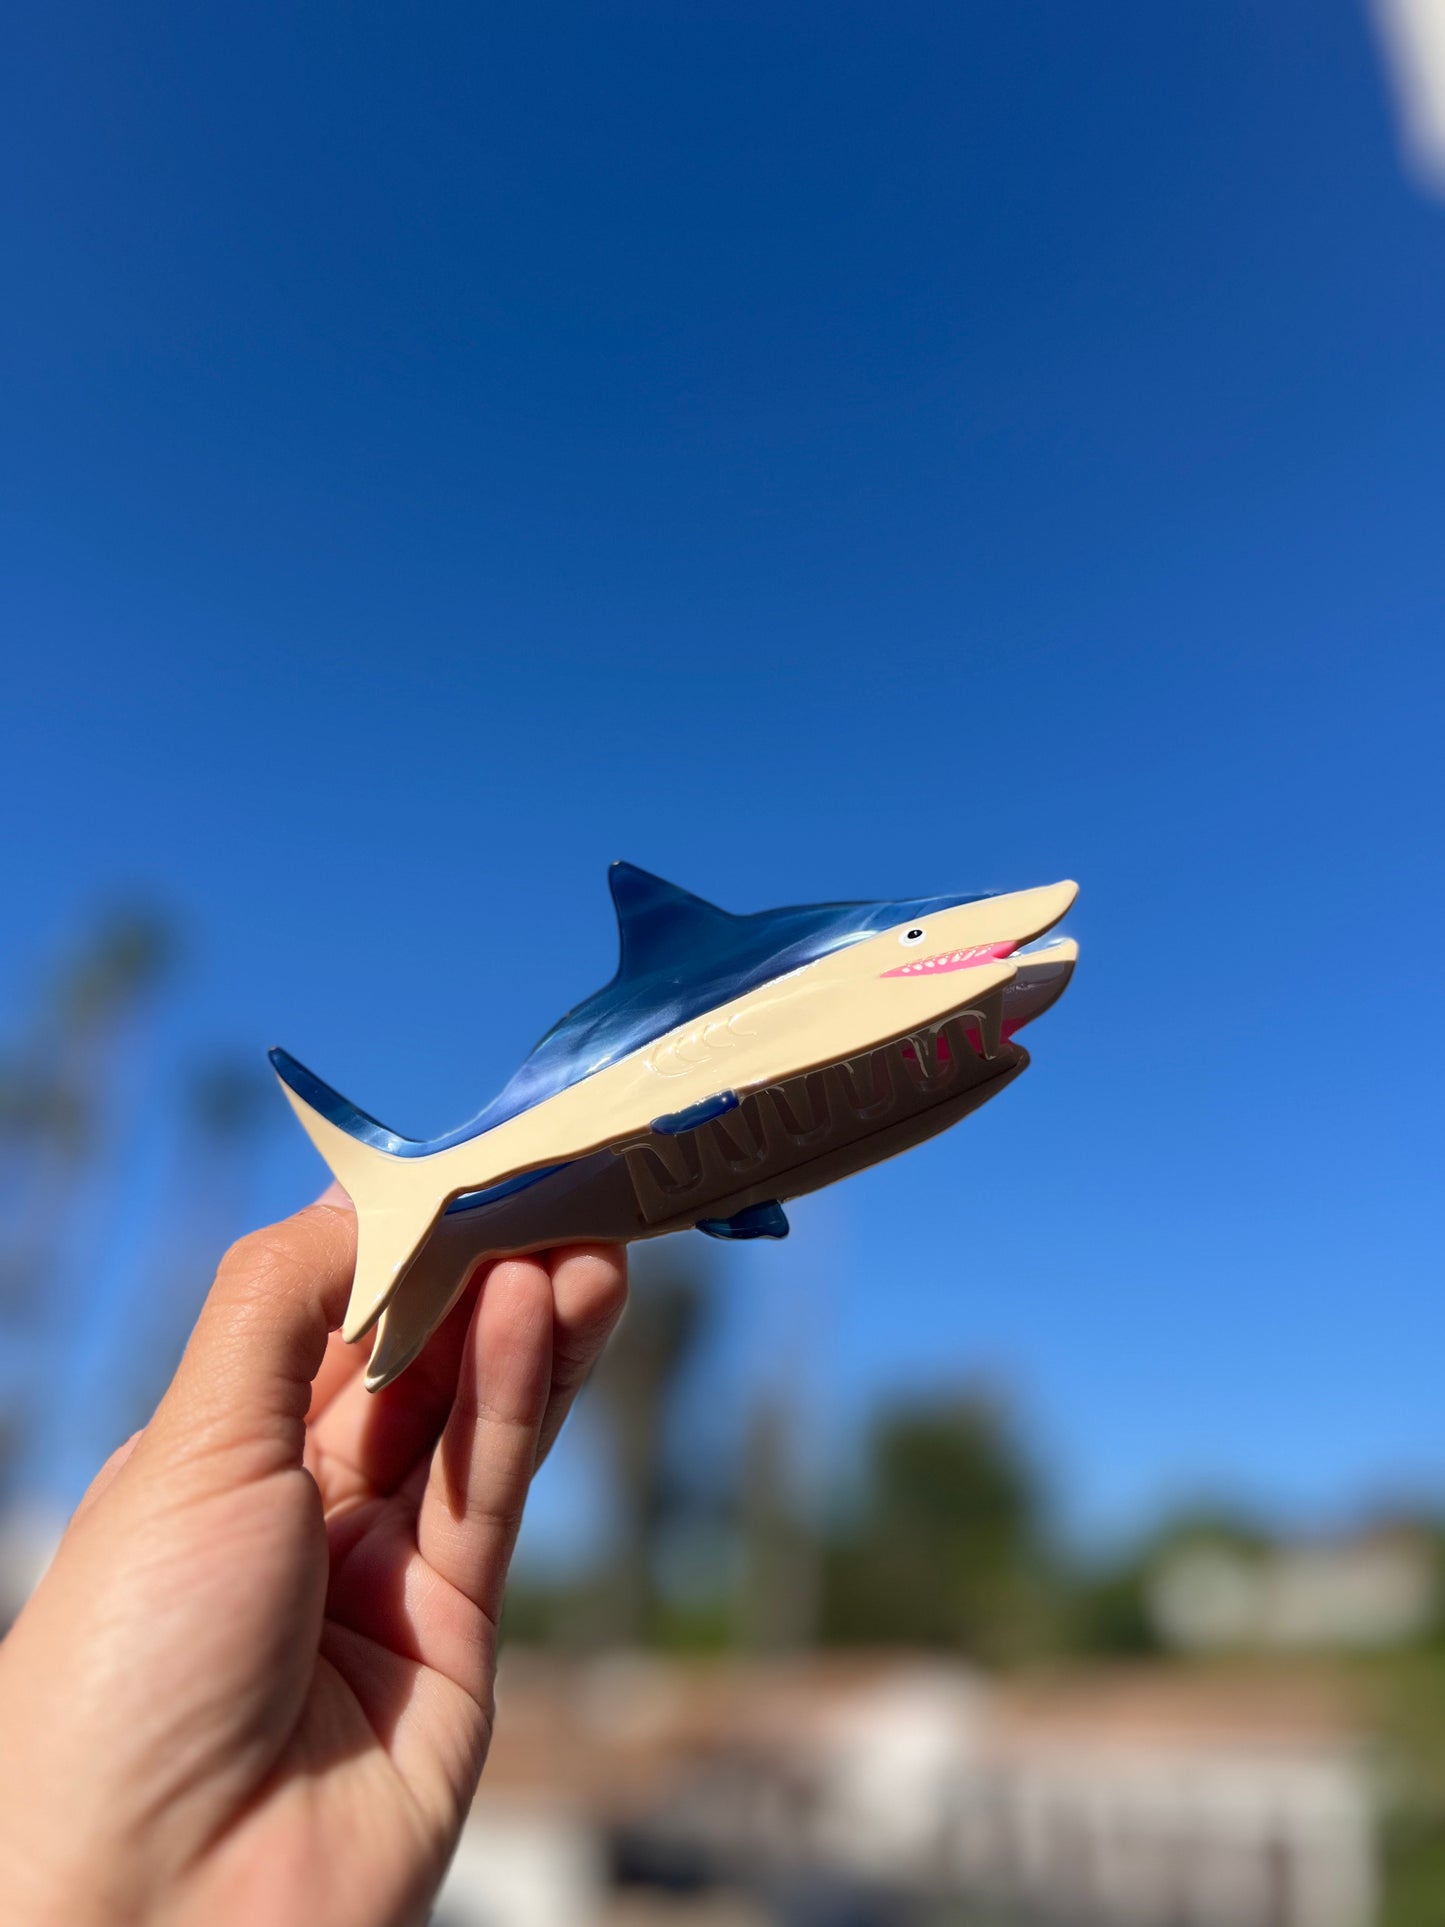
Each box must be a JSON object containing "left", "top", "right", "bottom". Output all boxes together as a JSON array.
[{"left": 271, "top": 864, "right": 1078, "bottom": 1390}]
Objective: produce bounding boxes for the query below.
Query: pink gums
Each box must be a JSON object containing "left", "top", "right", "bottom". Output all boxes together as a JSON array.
[
  {"left": 890, "top": 940, "right": 1023, "bottom": 1065},
  {"left": 881, "top": 939, "right": 1017, "bottom": 980}
]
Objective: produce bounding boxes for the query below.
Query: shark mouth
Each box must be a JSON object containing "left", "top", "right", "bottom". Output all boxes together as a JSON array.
[
  {"left": 881, "top": 940, "right": 1017, "bottom": 979},
  {"left": 623, "top": 1020, "right": 1005, "bottom": 1224},
  {"left": 618, "top": 937, "right": 1076, "bottom": 1230},
  {"left": 623, "top": 969, "right": 1033, "bottom": 1227}
]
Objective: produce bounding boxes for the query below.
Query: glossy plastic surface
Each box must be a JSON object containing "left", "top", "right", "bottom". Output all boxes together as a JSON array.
[
  {"left": 270, "top": 865, "right": 1079, "bottom": 1388},
  {"left": 696, "top": 1201, "right": 791, "bottom": 1241},
  {"left": 271, "top": 865, "right": 992, "bottom": 1155}
]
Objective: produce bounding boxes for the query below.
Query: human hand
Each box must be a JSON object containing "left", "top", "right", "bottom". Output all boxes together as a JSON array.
[{"left": 0, "top": 1193, "right": 627, "bottom": 1926}]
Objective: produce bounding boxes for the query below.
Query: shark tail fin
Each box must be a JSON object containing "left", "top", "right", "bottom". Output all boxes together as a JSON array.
[{"left": 269, "top": 1048, "right": 435, "bottom": 1343}]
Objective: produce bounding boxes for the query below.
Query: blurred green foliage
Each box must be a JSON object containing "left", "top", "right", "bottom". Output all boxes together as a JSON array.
[
  {"left": 819, "top": 1395, "right": 1056, "bottom": 1661},
  {"left": 0, "top": 905, "right": 275, "bottom": 1516},
  {"left": 1372, "top": 1571, "right": 1445, "bottom": 1926}
]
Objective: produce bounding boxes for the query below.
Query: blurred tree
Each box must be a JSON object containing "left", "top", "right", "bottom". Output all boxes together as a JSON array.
[
  {"left": 188, "top": 1060, "right": 275, "bottom": 1143},
  {"left": 1063, "top": 1507, "right": 1270, "bottom": 1658},
  {"left": 51, "top": 910, "right": 177, "bottom": 1046},
  {"left": 1378, "top": 1650, "right": 1445, "bottom": 1927},
  {"left": 737, "top": 1389, "right": 818, "bottom": 1654},
  {"left": 578, "top": 1242, "right": 709, "bottom": 1647},
  {"left": 108, "top": 1053, "right": 278, "bottom": 1434},
  {"left": 1064, "top": 1553, "right": 1163, "bottom": 1658},
  {"left": 819, "top": 1390, "right": 1055, "bottom": 1662},
  {"left": 0, "top": 904, "right": 176, "bottom": 1193},
  {"left": 0, "top": 906, "right": 178, "bottom": 1503}
]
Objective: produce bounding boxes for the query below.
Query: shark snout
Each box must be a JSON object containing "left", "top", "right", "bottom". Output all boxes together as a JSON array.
[
  {"left": 877, "top": 878, "right": 1077, "bottom": 981},
  {"left": 873, "top": 878, "right": 1078, "bottom": 1050}
]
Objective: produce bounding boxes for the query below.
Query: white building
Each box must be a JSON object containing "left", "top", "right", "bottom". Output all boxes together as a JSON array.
[{"left": 439, "top": 1652, "right": 1379, "bottom": 1927}]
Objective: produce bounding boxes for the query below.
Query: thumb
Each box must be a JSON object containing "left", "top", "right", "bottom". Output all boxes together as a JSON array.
[{"left": 145, "top": 1195, "right": 358, "bottom": 1485}]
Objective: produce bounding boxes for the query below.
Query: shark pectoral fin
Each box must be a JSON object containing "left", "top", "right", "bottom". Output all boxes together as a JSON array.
[
  {"left": 696, "top": 1200, "right": 790, "bottom": 1241},
  {"left": 650, "top": 1091, "right": 739, "bottom": 1135}
]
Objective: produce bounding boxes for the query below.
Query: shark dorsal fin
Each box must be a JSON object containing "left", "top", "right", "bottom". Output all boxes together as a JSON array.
[{"left": 609, "top": 862, "right": 734, "bottom": 978}]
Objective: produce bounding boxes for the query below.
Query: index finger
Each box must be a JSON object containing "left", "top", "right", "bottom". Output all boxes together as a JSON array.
[{"left": 148, "top": 1197, "right": 358, "bottom": 1483}]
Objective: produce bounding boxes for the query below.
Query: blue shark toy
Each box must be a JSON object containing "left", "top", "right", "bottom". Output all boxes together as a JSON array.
[{"left": 273, "top": 864, "right": 1078, "bottom": 1388}]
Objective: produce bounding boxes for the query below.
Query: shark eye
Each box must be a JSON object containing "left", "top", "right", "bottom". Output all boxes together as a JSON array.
[{"left": 899, "top": 926, "right": 926, "bottom": 946}]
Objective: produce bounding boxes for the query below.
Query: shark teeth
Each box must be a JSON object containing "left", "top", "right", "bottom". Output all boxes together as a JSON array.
[
  {"left": 620, "top": 995, "right": 1010, "bottom": 1223},
  {"left": 881, "top": 941, "right": 1016, "bottom": 979}
]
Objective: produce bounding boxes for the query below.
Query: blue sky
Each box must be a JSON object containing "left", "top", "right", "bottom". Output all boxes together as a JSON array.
[{"left": 3, "top": 0, "right": 1442, "bottom": 1547}]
